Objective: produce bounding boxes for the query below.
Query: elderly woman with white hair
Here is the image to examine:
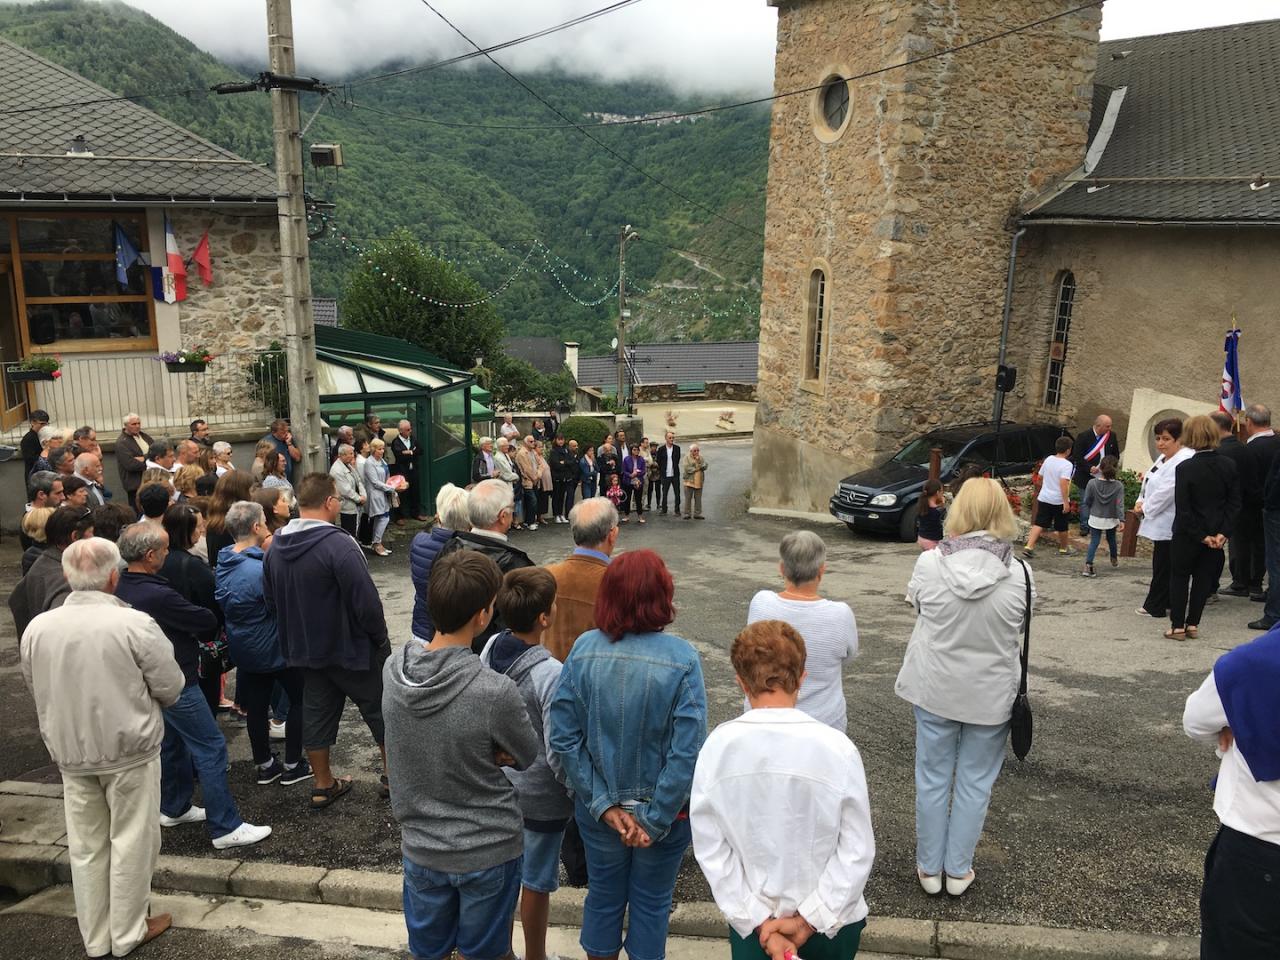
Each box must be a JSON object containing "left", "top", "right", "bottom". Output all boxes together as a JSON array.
[
  {"left": 212, "top": 441, "right": 235, "bottom": 477},
  {"left": 746, "top": 529, "right": 858, "bottom": 731},
  {"left": 408, "top": 483, "right": 471, "bottom": 641},
  {"left": 329, "top": 443, "right": 366, "bottom": 538},
  {"left": 896, "top": 478, "right": 1034, "bottom": 898}
]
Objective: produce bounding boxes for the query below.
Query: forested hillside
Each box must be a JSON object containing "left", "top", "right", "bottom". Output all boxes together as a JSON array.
[{"left": 0, "top": 0, "right": 770, "bottom": 350}]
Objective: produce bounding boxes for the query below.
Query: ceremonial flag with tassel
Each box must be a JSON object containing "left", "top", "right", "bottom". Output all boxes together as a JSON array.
[{"left": 1219, "top": 325, "right": 1243, "bottom": 416}]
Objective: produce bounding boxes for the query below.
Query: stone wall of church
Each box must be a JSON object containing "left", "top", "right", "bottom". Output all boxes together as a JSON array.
[
  {"left": 1005, "top": 224, "right": 1280, "bottom": 441},
  {"left": 753, "top": 0, "right": 1100, "bottom": 514}
]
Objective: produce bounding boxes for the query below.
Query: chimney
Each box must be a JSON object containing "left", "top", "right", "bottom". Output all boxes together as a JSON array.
[{"left": 563, "top": 341, "right": 580, "bottom": 381}]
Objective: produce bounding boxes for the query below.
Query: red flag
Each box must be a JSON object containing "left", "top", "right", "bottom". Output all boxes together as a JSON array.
[{"left": 191, "top": 231, "right": 213, "bottom": 286}]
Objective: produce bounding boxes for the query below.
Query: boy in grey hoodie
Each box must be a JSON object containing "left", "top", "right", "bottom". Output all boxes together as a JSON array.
[
  {"left": 382, "top": 550, "right": 540, "bottom": 960},
  {"left": 480, "top": 567, "right": 573, "bottom": 960}
]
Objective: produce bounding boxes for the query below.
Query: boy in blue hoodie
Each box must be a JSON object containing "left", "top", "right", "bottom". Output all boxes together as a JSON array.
[
  {"left": 481, "top": 567, "right": 572, "bottom": 960},
  {"left": 383, "top": 550, "right": 540, "bottom": 960}
]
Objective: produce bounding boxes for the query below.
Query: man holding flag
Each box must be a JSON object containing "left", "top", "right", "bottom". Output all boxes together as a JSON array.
[{"left": 1071, "top": 413, "right": 1120, "bottom": 536}]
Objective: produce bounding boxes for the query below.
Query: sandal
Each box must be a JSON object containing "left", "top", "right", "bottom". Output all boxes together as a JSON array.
[
  {"left": 1185, "top": 626, "right": 1199, "bottom": 639},
  {"left": 1164, "top": 628, "right": 1187, "bottom": 641},
  {"left": 310, "top": 776, "right": 353, "bottom": 809}
]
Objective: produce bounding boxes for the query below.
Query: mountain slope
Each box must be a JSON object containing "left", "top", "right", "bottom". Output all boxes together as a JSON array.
[{"left": 0, "top": 0, "right": 769, "bottom": 350}]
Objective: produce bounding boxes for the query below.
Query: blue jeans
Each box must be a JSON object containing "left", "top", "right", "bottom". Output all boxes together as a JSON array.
[
  {"left": 582, "top": 478, "right": 597, "bottom": 499},
  {"left": 1086, "top": 527, "right": 1118, "bottom": 565},
  {"left": 1263, "top": 509, "right": 1280, "bottom": 625},
  {"left": 1075, "top": 483, "right": 1090, "bottom": 532},
  {"left": 913, "top": 705, "right": 1009, "bottom": 877},
  {"left": 575, "top": 798, "right": 690, "bottom": 960},
  {"left": 402, "top": 854, "right": 522, "bottom": 960},
  {"left": 161, "top": 683, "right": 243, "bottom": 839}
]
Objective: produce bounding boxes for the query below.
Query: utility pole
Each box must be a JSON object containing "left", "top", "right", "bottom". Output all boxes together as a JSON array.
[
  {"left": 266, "top": 0, "right": 323, "bottom": 473},
  {"left": 616, "top": 224, "right": 638, "bottom": 410}
]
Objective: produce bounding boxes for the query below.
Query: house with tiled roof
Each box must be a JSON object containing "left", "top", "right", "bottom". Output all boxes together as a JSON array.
[{"left": 0, "top": 35, "right": 285, "bottom": 442}]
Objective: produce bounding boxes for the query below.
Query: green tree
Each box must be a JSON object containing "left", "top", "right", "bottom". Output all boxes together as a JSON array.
[
  {"left": 479, "top": 355, "right": 575, "bottom": 410},
  {"left": 338, "top": 231, "right": 504, "bottom": 370}
]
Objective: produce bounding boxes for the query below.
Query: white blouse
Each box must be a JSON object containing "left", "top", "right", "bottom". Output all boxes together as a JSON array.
[{"left": 1136, "top": 446, "right": 1194, "bottom": 542}]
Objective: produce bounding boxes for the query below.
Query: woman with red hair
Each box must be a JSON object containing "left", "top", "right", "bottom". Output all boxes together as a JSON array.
[{"left": 549, "top": 549, "right": 707, "bottom": 960}]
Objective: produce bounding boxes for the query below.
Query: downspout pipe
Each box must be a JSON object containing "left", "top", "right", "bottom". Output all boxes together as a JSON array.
[{"left": 993, "top": 225, "right": 1028, "bottom": 422}]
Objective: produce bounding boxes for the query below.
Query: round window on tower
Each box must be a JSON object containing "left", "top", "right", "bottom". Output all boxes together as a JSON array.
[{"left": 813, "top": 73, "right": 853, "bottom": 143}]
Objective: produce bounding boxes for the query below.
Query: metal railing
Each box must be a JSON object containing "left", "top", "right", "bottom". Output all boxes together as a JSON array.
[{"left": 0, "top": 349, "right": 288, "bottom": 443}]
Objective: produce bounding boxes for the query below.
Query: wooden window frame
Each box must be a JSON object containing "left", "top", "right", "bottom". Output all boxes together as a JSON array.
[
  {"left": 2, "top": 210, "right": 158, "bottom": 355},
  {"left": 1043, "top": 270, "right": 1075, "bottom": 407}
]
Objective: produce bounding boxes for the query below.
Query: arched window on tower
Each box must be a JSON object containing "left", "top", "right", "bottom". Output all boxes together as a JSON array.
[
  {"left": 1044, "top": 271, "right": 1075, "bottom": 407},
  {"left": 803, "top": 267, "right": 828, "bottom": 383}
]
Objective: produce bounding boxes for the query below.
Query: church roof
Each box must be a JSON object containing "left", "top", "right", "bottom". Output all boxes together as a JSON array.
[
  {"left": 1025, "top": 18, "right": 1280, "bottom": 223},
  {"left": 0, "top": 36, "right": 277, "bottom": 204},
  {"left": 577, "top": 340, "right": 758, "bottom": 390}
]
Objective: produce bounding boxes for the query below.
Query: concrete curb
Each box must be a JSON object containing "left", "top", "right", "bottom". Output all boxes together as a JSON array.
[{"left": 0, "top": 842, "right": 1198, "bottom": 960}]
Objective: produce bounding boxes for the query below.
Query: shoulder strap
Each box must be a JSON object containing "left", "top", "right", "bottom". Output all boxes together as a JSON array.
[{"left": 1015, "top": 559, "right": 1032, "bottom": 694}]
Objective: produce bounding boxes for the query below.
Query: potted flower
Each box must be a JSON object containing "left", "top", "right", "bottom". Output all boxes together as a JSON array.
[
  {"left": 158, "top": 346, "right": 215, "bottom": 373},
  {"left": 8, "top": 356, "right": 62, "bottom": 382}
]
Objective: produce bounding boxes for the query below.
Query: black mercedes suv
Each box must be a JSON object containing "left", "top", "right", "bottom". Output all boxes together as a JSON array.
[{"left": 829, "top": 422, "right": 1068, "bottom": 541}]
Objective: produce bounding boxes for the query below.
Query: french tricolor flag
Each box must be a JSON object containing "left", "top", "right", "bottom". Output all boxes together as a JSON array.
[
  {"left": 1220, "top": 328, "right": 1243, "bottom": 417},
  {"left": 164, "top": 215, "right": 188, "bottom": 303}
]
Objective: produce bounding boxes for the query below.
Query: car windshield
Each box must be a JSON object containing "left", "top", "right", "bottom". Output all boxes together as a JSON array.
[{"left": 891, "top": 436, "right": 968, "bottom": 469}]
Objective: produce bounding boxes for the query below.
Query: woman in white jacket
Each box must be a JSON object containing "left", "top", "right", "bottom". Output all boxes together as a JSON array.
[
  {"left": 895, "top": 478, "right": 1033, "bottom": 898},
  {"left": 1134, "top": 418, "right": 1193, "bottom": 618}
]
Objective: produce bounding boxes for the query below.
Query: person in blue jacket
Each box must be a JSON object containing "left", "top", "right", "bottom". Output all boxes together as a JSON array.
[
  {"left": 579, "top": 445, "right": 598, "bottom": 500},
  {"left": 408, "top": 483, "right": 469, "bottom": 640},
  {"left": 216, "top": 500, "right": 310, "bottom": 787}
]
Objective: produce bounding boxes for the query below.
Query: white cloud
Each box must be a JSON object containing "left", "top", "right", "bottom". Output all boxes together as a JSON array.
[{"left": 94, "top": 0, "right": 1279, "bottom": 96}]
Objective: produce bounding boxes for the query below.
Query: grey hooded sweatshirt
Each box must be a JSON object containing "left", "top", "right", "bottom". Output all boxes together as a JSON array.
[
  {"left": 480, "top": 631, "right": 575, "bottom": 825},
  {"left": 383, "top": 642, "right": 540, "bottom": 872}
]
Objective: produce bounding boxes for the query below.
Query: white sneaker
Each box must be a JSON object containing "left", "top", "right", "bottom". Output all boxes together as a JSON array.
[
  {"left": 268, "top": 721, "right": 286, "bottom": 741},
  {"left": 160, "top": 805, "right": 206, "bottom": 828},
  {"left": 945, "top": 870, "right": 976, "bottom": 896},
  {"left": 917, "top": 867, "right": 943, "bottom": 896},
  {"left": 211, "top": 822, "right": 272, "bottom": 850},
  {"left": 527, "top": 523, "right": 538, "bottom": 530}
]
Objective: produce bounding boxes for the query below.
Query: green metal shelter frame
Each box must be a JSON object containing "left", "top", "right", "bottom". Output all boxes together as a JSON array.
[{"left": 315, "top": 326, "right": 491, "bottom": 514}]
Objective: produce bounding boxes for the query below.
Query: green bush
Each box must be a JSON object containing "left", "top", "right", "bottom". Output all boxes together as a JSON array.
[
  {"left": 558, "top": 415, "right": 611, "bottom": 451},
  {"left": 1119, "top": 469, "right": 1143, "bottom": 510}
]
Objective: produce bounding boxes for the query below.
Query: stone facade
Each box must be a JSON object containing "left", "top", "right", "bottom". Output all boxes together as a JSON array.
[
  {"left": 1005, "top": 225, "right": 1280, "bottom": 441},
  {"left": 753, "top": 0, "right": 1100, "bottom": 514}
]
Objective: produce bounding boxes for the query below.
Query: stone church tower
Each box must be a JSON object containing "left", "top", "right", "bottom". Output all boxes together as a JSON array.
[{"left": 752, "top": 0, "right": 1102, "bottom": 514}]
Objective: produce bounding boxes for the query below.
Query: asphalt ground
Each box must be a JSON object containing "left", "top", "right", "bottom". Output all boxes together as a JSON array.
[{"left": 0, "top": 438, "right": 1253, "bottom": 937}]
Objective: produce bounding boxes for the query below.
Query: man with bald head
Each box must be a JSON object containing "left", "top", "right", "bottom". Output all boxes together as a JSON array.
[
  {"left": 390, "top": 419, "right": 426, "bottom": 523},
  {"left": 1071, "top": 413, "right": 1120, "bottom": 535}
]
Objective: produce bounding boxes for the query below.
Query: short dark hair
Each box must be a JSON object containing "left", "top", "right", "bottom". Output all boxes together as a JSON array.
[
  {"left": 1054, "top": 436, "right": 1073, "bottom": 454},
  {"left": 593, "top": 549, "right": 675, "bottom": 641},
  {"left": 27, "top": 470, "right": 58, "bottom": 501},
  {"left": 48, "top": 445, "right": 72, "bottom": 468},
  {"left": 30, "top": 409, "right": 49, "bottom": 424},
  {"left": 1154, "top": 417, "right": 1183, "bottom": 440},
  {"left": 1099, "top": 454, "right": 1119, "bottom": 480},
  {"left": 72, "top": 426, "right": 95, "bottom": 442},
  {"left": 137, "top": 484, "right": 172, "bottom": 519},
  {"left": 1209, "top": 411, "right": 1235, "bottom": 432},
  {"left": 91, "top": 502, "right": 136, "bottom": 542},
  {"left": 190, "top": 419, "right": 207, "bottom": 434},
  {"left": 147, "top": 440, "right": 173, "bottom": 461},
  {"left": 62, "top": 476, "right": 88, "bottom": 498},
  {"left": 428, "top": 550, "right": 502, "bottom": 634},
  {"left": 47, "top": 505, "right": 92, "bottom": 549},
  {"left": 295, "top": 472, "right": 336, "bottom": 509},
  {"left": 732, "top": 620, "right": 806, "bottom": 696},
  {"left": 162, "top": 503, "right": 200, "bottom": 551},
  {"left": 496, "top": 567, "right": 557, "bottom": 634}
]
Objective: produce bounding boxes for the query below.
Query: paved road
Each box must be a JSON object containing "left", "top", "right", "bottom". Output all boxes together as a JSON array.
[{"left": 0, "top": 438, "right": 1249, "bottom": 937}]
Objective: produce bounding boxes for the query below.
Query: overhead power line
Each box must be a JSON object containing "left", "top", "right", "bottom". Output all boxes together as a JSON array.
[
  {"left": 348, "top": 0, "right": 644, "bottom": 87},
  {"left": 413, "top": 0, "right": 765, "bottom": 238},
  {"left": 348, "top": 0, "right": 1105, "bottom": 132}
]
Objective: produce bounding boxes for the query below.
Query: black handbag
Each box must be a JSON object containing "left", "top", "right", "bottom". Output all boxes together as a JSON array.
[{"left": 1010, "top": 560, "right": 1033, "bottom": 760}]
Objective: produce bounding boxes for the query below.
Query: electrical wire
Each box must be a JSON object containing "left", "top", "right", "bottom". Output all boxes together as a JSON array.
[
  {"left": 348, "top": 0, "right": 645, "bottom": 87},
  {"left": 413, "top": 0, "right": 765, "bottom": 238}
]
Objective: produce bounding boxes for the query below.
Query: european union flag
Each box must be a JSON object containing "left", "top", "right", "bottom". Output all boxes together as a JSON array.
[{"left": 113, "top": 222, "right": 141, "bottom": 287}]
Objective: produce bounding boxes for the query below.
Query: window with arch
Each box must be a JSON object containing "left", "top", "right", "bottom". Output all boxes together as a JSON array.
[
  {"left": 1043, "top": 271, "right": 1075, "bottom": 406},
  {"left": 803, "top": 267, "right": 828, "bottom": 382}
]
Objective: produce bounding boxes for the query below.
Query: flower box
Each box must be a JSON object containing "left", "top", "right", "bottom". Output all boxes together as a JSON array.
[
  {"left": 165, "top": 361, "right": 208, "bottom": 373},
  {"left": 8, "top": 368, "right": 55, "bottom": 382}
]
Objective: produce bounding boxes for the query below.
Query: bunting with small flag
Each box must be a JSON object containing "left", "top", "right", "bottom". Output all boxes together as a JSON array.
[{"left": 1219, "top": 326, "right": 1244, "bottom": 416}]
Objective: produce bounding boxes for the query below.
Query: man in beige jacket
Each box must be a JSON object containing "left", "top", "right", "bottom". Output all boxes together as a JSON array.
[{"left": 20, "top": 537, "right": 185, "bottom": 958}]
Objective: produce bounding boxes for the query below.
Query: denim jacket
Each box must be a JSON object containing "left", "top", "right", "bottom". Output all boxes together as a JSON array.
[{"left": 549, "top": 628, "right": 707, "bottom": 842}]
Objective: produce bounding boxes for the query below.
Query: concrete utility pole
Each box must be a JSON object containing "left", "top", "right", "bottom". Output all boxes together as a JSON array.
[
  {"left": 616, "top": 224, "right": 638, "bottom": 410},
  {"left": 266, "top": 0, "right": 323, "bottom": 473}
]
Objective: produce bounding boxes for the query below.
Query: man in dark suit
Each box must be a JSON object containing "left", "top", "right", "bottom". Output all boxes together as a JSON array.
[
  {"left": 654, "top": 430, "right": 682, "bottom": 515},
  {"left": 114, "top": 413, "right": 154, "bottom": 511},
  {"left": 1070, "top": 413, "right": 1120, "bottom": 534},
  {"left": 1229, "top": 404, "right": 1280, "bottom": 603},
  {"left": 1255, "top": 444, "right": 1280, "bottom": 631},
  {"left": 1212, "top": 411, "right": 1250, "bottom": 594},
  {"left": 20, "top": 409, "right": 49, "bottom": 477},
  {"left": 390, "top": 419, "right": 426, "bottom": 523}
]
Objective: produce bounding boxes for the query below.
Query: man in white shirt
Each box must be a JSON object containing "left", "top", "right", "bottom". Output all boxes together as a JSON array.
[
  {"left": 1183, "top": 629, "right": 1280, "bottom": 959},
  {"left": 1023, "top": 436, "right": 1075, "bottom": 558},
  {"left": 692, "top": 620, "right": 874, "bottom": 960},
  {"left": 144, "top": 440, "right": 178, "bottom": 474},
  {"left": 499, "top": 414, "right": 520, "bottom": 443}
]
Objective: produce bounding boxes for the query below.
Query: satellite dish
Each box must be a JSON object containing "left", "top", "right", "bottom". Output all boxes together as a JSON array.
[{"left": 610, "top": 337, "right": 619, "bottom": 350}]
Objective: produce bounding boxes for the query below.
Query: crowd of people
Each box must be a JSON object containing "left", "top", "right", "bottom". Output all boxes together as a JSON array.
[{"left": 9, "top": 404, "right": 1278, "bottom": 960}]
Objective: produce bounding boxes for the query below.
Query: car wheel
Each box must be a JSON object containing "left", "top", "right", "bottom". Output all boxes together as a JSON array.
[
  {"left": 845, "top": 522, "right": 858, "bottom": 533},
  {"left": 898, "top": 507, "right": 917, "bottom": 543}
]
